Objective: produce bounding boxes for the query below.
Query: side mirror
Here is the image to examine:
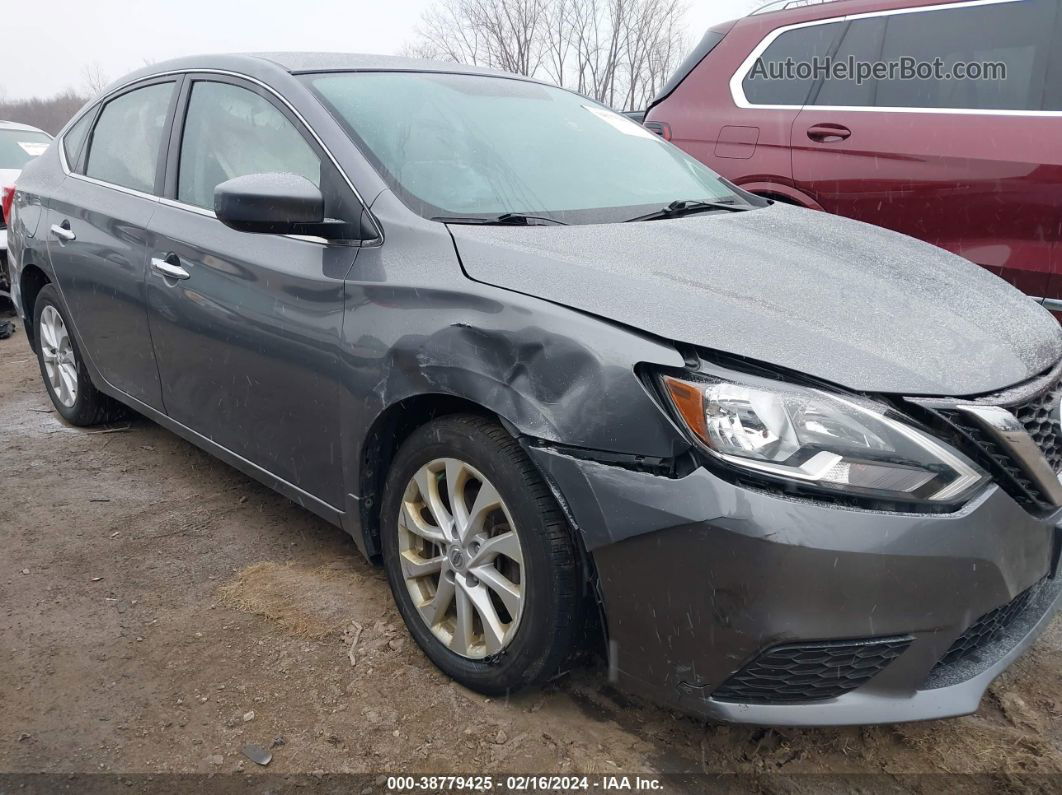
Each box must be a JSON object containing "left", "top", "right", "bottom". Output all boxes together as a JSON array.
[{"left": 214, "top": 172, "right": 326, "bottom": 235}]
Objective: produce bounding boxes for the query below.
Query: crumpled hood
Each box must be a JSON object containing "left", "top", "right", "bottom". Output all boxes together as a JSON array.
[{"left": 450, "top": 204, "right": 1061, "bottom": 396}]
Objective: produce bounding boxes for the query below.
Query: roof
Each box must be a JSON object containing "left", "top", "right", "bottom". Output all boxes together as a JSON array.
[
  {"left": 0, "top": 120, "right": 49, "bottom": 134},
  {"left": 251, "top": 52, "right": 525, "bottom": 80},
  {"left": 747, "top": 0, "right": 967, "bottom": 19},
  {"left": 108, "top": 52, "right": 538, "bottom": 96},
  {"left": 750, "top": 0, "right": 853, "bottom": 14}
]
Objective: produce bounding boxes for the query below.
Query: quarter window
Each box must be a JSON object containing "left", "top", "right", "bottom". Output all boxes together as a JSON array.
[
  {"left": 85, "top": 82, "right": 174, "bottom": 193},
  {"left": 177, "top": 81, "right": 322, "bottom": 211},
  {"left": 62, "top": 112, "right": 94, "bottom": 171},
  {"left": 742, "top": 22, "right": 843, "bottom": 106}
]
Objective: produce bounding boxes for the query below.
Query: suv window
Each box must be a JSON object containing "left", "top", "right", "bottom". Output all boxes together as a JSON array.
[
  {"left": 813, "top": 18, "right": 886, "bottom": 108},
  {"left": 177, "top": 81, "right": 321, "bottom": 211},
  {"left": 742, "top": 22, "right": 843, "bottom": 106},
  {"left": 653, "top": 30, "right": 727, "bottom": 107},
  {"left": 1047, "top": 34, "right": 1062, "bottom": 111},
  {"left": 85, "top": 82, "right": 174, "bottom": 193},
  {"left": 875, "top": 0, "right": 1057, "bottom": 111}
]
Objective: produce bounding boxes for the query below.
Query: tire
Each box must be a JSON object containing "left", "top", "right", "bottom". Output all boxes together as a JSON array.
[
  {"left": 380, "top": 414, "right": 585, "bottom": 696},
  {"left": 33, "top": 283, "right": 126, "bottom": 426}
]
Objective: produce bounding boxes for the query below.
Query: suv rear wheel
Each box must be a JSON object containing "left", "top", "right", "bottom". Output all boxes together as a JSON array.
[{"left": 380, "top": 414, "right": 585, "bottom": 695}]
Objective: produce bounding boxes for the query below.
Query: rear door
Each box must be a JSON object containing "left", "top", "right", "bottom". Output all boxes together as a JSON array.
[
  {"left": 791, "top": 0, "right": 1060, "bottom": 303},
  {"left": 44, "top": 79, "right": 178, "bottom": 410},
  {"left": 145, "top": 76, "right": 360, "bottom": 508}
]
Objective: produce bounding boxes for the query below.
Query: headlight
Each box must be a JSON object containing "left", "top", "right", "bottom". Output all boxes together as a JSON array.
[{"left": 661, "top": 373, "right": 987, "bottom": 505}]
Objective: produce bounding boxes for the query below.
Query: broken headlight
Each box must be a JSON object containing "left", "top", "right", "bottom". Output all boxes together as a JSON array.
[{"left": 661, "top": 373, "right": 987, "bottom": 506}]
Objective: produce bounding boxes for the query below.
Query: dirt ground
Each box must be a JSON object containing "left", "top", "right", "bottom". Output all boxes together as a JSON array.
[{"left": 2, "top": 314, "right": 1062, "bottom": 788}]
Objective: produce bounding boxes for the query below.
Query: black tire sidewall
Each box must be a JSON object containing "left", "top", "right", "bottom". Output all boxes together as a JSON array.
[{"left": 381, "top": 417, "right": 576, "bottom": 695}]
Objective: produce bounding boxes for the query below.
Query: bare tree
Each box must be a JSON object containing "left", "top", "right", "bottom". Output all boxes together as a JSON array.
[
  {"left": 81, "top": 62, "right": 110, "bottom": 97},
  {"left": 414, "top": 0, "right": 547, "bottom": 75},
  {"left": 411, "top": 0, "right": 689, "bottom": 109},
  {"left": 0, "top": 90, "right": 88, "bottom": 134}
]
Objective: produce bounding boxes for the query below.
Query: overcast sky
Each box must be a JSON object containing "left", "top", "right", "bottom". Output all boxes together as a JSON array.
[{"left": 2, "top": 0, "right": 760, "bottom": 99}]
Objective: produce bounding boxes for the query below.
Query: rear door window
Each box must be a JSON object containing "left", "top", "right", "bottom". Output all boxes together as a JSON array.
[
  {"left": 875, "top": 0, "right": 1057, "bottom": 111},
  {"left": 85, "top": 82, "right": 174, "bottom": 193},
  {"left": 742, "top": 22, "right": 844, "bottom": 106},
  {"left": 812, "top": 18, "right": 886, "bottom": 107}
]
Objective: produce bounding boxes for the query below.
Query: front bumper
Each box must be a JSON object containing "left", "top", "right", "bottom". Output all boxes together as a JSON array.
[{"left": 529, "top": 446, "right": 1062, "bottom": 726}]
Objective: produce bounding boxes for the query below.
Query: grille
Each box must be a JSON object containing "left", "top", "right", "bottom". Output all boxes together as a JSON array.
[
  {"left": 923, "top": 365, "right": 1062, "bottom": 511},
  {"left": 937, "top": 411, "right": 1042, "bottom": 509},
  {"left": 1012, "top": 380, "right": 1062, "bottom": 474},
  {"left": 712, "top": 636, "right": 912, "bottom": 704},
  {"left": 934, "top": 581, "right": 1042, "bottom": 670}
]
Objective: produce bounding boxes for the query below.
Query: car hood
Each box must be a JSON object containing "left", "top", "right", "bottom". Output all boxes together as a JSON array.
[{"left": 449, "top": 204, "right": 1062, "bottom": 396}]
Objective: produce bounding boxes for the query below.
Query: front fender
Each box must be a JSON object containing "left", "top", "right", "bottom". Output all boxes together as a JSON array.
[
  {"left": 334, "top": 202, "right": 693, "bottom": 553},
  {"left": 340, "top": 277, "right": 691, "bottom": 477}
]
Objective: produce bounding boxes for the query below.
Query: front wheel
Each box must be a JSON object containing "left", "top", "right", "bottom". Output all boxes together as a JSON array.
[{"left": 380, "top": 414, "right": 586, "bottom": 695}]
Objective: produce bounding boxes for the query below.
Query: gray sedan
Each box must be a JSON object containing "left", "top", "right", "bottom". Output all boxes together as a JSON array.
[{"left": 8, "top": 53, "right": 1062, "bottom": 726}]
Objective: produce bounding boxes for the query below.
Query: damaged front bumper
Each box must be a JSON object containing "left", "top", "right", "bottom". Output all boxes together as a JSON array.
[{"left": 528, "top": 445, "right": 1062, "bottom": 726}]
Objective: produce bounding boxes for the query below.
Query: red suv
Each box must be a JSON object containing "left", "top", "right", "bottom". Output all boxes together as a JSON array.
[{"left": 646, "top": 0, "right": 1062, "bottom": 311}]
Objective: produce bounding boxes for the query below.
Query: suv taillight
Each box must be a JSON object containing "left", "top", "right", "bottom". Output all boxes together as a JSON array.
[{"left": 1, "top": 186, "right": 14, "bottom": 225}]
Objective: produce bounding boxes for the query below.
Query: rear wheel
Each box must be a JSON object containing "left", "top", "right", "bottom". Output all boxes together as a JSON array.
[
  {"left": 380, "top": 414, "right": 585, "bottom": 695},
  {"left": 33, "top": 284, "right": 126, "bottom": 426}
]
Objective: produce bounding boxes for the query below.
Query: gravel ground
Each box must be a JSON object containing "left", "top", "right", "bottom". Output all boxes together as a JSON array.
[{"left": 2, "top": 317, "right": 1061, "bottom": 788}]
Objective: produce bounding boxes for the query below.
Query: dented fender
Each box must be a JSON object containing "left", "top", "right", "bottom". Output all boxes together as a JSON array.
[{"left": 337, "top": 191, "right": 690, "bottom": 553}]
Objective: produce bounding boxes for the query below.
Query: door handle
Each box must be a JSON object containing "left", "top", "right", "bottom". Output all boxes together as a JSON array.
[
  {"left": 807, "top": 123, "right": 852, "bottom": 143},
  {"left": 151, "top": 255, "right": 190, "bottom": 280},
  {"left": 50, "top": 221, "right": 76, "bottom": 242}
]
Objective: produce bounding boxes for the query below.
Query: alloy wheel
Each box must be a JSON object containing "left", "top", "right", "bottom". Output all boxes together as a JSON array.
[
  {"left": 39, "top": 305, "right": 78, "bottom": 408},
  {"left": 397, "top": 458, "right": 525, "bottom": 659}
]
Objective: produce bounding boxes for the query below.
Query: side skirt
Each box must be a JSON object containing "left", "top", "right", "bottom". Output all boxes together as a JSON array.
[{"left": 96, "top": 387, "right": 351, "bottom": 533}]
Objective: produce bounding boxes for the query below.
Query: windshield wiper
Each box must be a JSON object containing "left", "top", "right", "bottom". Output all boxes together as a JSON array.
[
  {"left": 624, "top": 199, "right": 750, "bottom": 223},
  {"left": 432, "top": 213, "right": 568, "bottom": 226}
]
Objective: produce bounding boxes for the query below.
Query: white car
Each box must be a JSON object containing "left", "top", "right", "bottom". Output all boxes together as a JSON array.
[{"left": 1, "top": 120, "right": 53, "bottom": 303}]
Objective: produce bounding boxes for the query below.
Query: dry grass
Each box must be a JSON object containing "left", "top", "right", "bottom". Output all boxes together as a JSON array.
[{"left": 216, "top": 561, "right": 364, "bottom": 639}]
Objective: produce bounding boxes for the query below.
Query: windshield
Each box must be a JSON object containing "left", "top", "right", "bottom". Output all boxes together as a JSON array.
[
  {"left": 305, "top": 72, "right": 746, "bottom": 224},
  {"left": 0, "top": 129, "right": 52, "bottom": 170}
]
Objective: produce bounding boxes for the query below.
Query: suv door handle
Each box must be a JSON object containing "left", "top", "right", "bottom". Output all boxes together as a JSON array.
[
  {"left": 807, "top": 123, "right": 852, "bottom": 143},
  {"left": 50, "top": 221, "right": 76, "bottom": 242},
  {"left": 151, "top": 255, "right": 190, "bottom": 280}
]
